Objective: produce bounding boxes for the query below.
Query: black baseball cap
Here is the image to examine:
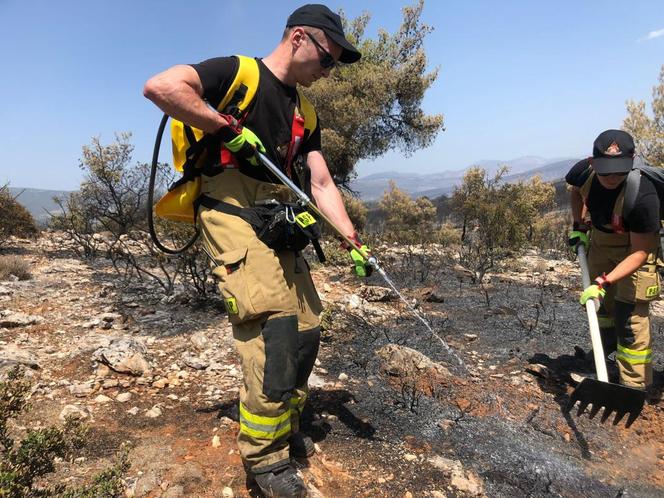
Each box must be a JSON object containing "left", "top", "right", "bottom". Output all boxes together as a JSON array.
[
  {"left": 286, "top": 4, "right": 361, "bottom": 63},
  {"left": 591, "top": 129, "right": 635, "bottom": 175}
]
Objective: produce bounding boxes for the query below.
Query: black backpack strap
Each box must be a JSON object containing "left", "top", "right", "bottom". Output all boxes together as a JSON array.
[
  {"left": 195, "top": 194, "right": 269, "bottom": 230},
  {"left": 622, "top": 168, "right": 642, "bottom": 221}
]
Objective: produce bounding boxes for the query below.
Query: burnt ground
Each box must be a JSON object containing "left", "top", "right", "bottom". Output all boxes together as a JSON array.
[{"left": 1, "top": 236, "right": 663, "bottom": 497}]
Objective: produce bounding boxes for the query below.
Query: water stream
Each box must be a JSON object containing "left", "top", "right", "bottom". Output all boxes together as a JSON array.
[{"left": 375, "top": 266, "right": 468, "bottom": 370}]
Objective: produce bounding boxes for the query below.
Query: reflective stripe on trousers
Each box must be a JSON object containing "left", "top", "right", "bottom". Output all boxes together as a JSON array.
[
  {"left": 617, "top": 344, "right": 653, "bottom": 365},
  {"left": 239, "top": 402, "right": 291, "bottom": 440}
]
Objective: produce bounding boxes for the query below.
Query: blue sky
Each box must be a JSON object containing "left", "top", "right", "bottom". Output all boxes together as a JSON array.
[{"left": 1, "top": 0, "right": 663, "bottom": 190}]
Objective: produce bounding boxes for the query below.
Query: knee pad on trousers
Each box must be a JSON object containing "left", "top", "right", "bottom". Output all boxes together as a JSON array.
[
  {"left": 614, "top": 300, "right": 636, "bottom": 346},
  {"left": 296, "top": 327, "right": 321, "bottom": 387},
  {"left": 262, "top": 315, "right": 299, "bottom": 402}
]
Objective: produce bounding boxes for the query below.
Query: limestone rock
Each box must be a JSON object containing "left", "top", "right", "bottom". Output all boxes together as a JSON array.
[
  {"left": 358, "top": 285, "right": 397, "bottom": 302},
  {"left": 69, "top": 381, "right": 96, "bottom": 397},
  {"left": 182, "top": 352, "right": 209, "bottom": 370},
  {"left": 425, "top": 289, "right": 446, "bottom": 303},
  {"left": 59, "top": 405, "right": 90, "bottom": 422},
  {"left": 145, "top": 405, "right": 163, "bottom": 418},
  {"left": 0, "top": 310, "right": 42, "bottom": 328},
  {"left": 376, "top": 344, "right": 451, "bottom": 378},
  {"left": 93, "top": 338, "right": 150, "bottom": 376},
  {"left": 427, "top": 456, "right": 484, "bottom": 496},
  {"left": 0, "top": 344, "right": 40, "bottom": 370}
]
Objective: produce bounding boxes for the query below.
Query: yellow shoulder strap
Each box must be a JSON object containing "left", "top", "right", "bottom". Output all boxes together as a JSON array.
[
  {"left": 296, "top": 89, "right": 318, "bottom": 137},
  {"left": 216, "top": 55, "right": 259, "bottom": 113},
  {"left": 171, "top": 55, "right": 260, "bottom": 171}
]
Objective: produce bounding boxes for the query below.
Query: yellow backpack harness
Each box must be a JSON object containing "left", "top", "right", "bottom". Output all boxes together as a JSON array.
[{"left": 147, "top": 55, "right": 318, "bottom": 254}]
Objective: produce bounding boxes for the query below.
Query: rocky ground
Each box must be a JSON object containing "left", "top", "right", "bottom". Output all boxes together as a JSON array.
[{"left": 1, "top": 233, "right": 663, "bottom": 498}]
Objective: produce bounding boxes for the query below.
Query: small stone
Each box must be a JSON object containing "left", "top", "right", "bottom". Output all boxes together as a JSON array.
[
  {"left": 463, "top": 334, "right": 478, "bottom": 341},
  {"left": 100, "top": 312, "right": 122, "bottom": 323},
  {"left": 145, "top": 406, "right": 162, "bottom": 418},
  {"left": 182, "top": 352, "right": 209, "bottom": 370},
  {"left": 404, "top": 454, "right": 418, "bottom": 462},
  {"left": 346, "top": 294, "right": 362, "bottom": 309},
  {"left": 82, "top": 318, "right": 101, "bottom": 329},
  {"left": 425, "top": 290, "right": 445, "bottom": 303},
  {"left": 526, "top": 363, "right": 551, "bottom": 379},
  {"left": 338, "top": 373, "right": 348, "bottom": 381},
  {"left": 152, "top": 378, "right": 168, "bottom": 389},
  {"left": 94, "top": 394, "right": 113, "bottom": 404},
  {"left": 212, "top": 435, "right": 221, "bottom": 448},
  {"left": 323, "top": 283, "right": 332, "bottom": 293},
  {"left": 0, "top": 310, "right": 42, "bottom": 328},
  {"left": 222, "top": 487, "right": 234, "bottom": 498},
  {"left": 102, "top": 379, "right": 119, "bottom": 389},
  {"left": 456, "top": 399, "right": 472, "bottom": 412},
  {"left": 437, "top": 419, "right": 455, "bottom": 431},
  {"left": 162, "top": 485, "right": 184, "bottom": 498},
  {"left": 116, "top": 392, "right": 132, "bottom": 403},
  {"left": 96, "top": 364, "right": 111, "bottom": 378},
  {"left": 59, "top": 405, "right": 89, "bottom": 422},
  {"left": 127, "top": 406, "right": 140, "bottom": 415},
  {"left": 190, "top": 332, "right": 209, "bottom": 350},
  {"left": 69, "top": 381, "right": 96, "bottom": 397},
  {"left": 570, "top": 372, "right": 586, "bottom": 384}
]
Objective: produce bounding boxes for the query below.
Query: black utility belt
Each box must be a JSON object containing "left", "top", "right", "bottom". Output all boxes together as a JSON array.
[{"left": 196, "top": 195, "right": 325, "bottom": 261}]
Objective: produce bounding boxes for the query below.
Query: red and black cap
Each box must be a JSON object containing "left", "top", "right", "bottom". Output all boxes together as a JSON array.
[
  {"left": 286, "top": 4, "right": 361, "bottom": 64},
  {"left": 591, "top": 129, "right": 635, "bottom": 175}
]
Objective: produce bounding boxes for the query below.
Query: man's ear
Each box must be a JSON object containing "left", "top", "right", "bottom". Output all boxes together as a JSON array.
[{"left": 290, "top": 27, "right": 306, "bottom": 48}]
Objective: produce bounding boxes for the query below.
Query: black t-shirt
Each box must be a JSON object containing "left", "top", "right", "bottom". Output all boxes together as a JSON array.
[
  {"left": 565, "top": 159, "right": 660, "bottom": 233},
  {"left": 190, "top": 56, "right": 321, "bottom": 183}
]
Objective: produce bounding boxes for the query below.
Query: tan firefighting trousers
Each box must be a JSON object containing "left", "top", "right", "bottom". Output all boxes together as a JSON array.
[
  {"left": 198, "top": 170, "right": 323, "bottom": 474},
  {"left": 587, "top": 229, "right": 659, "bottom": 388}
]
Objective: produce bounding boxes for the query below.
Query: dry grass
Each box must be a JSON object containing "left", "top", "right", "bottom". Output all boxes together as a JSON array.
[{"left": 0, "top": 255, "right": 32, "bottom": 281}]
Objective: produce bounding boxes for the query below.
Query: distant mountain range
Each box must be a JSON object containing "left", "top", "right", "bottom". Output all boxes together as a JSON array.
[
  {"left": 8, "top": 187, "right": 70, "bottom": 225},
  {"left": 351, "top": 156, "right": 578, "bottom": 200},
  {"left": 8, "top": 156, "right": 579, "bottom": 223}
]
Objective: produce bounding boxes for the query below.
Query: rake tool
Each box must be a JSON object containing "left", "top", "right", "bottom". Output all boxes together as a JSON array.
[{"left": 564, "top": 245, "right": 645, "bottom": 428}]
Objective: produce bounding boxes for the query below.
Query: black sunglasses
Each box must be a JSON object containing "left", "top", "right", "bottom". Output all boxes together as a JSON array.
[
  {"left": 305, "top": 32, "right": 337, "bottom": 70},
  {"left": 596, "top": 172, "right": 628, "bottom": 177}
]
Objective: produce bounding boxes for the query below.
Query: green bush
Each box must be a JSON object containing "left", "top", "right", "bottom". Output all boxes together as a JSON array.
[
  {"left": 0, "top": 367, "right": 129, "bottom": 497},
  {"left": 378, "top": 181, "right": 437, "bottom": 244},
  {"left": 531, "top": 211, "right": 572, "bottom": 257},
  {"left": 0, "top": 186, "right": 38, "bottom": 246}
]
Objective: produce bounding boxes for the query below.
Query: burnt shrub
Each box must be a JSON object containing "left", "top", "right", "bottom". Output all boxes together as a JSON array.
[{"left": 0, "top": 256, "right": 32, "bottom": 281}]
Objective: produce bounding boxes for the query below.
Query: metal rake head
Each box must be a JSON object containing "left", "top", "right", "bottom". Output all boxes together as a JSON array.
[{"left": 564, "top": 378, "right": 646, "bottom": 428}]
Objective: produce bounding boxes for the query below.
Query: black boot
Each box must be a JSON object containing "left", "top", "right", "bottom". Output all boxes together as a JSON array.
[
  {"left": 253, "top": 464, "right": 307, "bottom": 498},
  {"left": 289, "top": 432, "right": 315, "bottom": 458}
]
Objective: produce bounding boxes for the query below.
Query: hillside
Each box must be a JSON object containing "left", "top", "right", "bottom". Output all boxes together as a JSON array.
[
  {"left": 8, "top": 187, "right": 71, "bottom": 225},
  {"left": 352, "top": 157, "right": 577, "bottom": 200},
  {"left": 2, "top": 234, "right": 663, "bottom": 497}
]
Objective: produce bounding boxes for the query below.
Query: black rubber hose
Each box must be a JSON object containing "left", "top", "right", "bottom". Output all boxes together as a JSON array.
[{"left": 147, "top": 113, "right": 199, "bottom": 254}]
